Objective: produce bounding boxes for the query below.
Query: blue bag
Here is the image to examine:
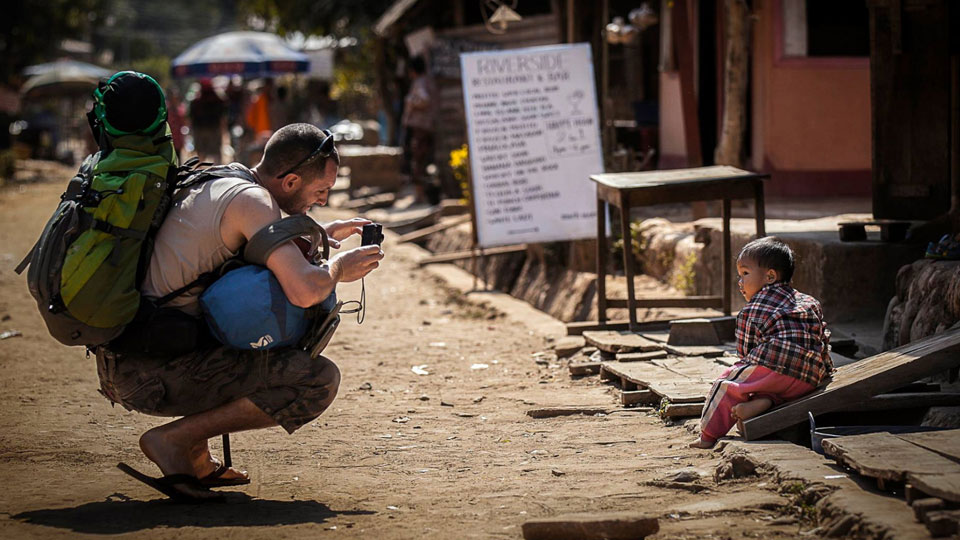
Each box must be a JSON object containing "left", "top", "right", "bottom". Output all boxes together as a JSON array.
[
  {"left": 200, "top": 265, "right": 336, "bottom": 350},
  {"left": 199, "top": 215, "right": 339, "bottom": 351}
]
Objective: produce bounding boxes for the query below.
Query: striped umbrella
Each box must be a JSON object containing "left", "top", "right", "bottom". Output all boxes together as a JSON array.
[{"left": 171, "top": 31, "right": 309, "bottom": 78}]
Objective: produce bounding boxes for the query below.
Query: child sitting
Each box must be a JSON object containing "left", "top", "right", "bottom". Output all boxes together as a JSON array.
[{"left": 690, "top": 237, "right": 833, "bottom": 449}]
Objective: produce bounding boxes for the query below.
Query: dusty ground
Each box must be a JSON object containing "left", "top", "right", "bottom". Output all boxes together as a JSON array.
[{"left": 1, "top": 169, "right": 811, "bottom": 539}]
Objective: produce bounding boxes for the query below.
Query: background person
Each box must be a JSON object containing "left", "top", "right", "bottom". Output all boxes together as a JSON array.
[{"left": 400, "top": 56, "right": 436, "bottom": 204}]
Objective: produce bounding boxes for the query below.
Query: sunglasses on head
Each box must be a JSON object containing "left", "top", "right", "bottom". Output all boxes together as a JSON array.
[{"left": 276, "top": 129, "right": 335, "bottom": 179}]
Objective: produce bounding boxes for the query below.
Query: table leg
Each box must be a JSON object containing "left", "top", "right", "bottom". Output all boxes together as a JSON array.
[
  {"left": 722, "top": 198, "right": 732, "bottom": 316},
  {"left": 596, "top": 196, "right": 607, "bottom": 325},
  {"left": 754, "top": 180, "right": 766, "bottom": 237},
  {"left": 620, "top": 192, "right": 638, "bottom": 331}
]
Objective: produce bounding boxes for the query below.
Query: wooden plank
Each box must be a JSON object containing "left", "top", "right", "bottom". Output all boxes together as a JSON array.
[
  {"left": 621, "top": 390, "right": 656, "bottom": 406},
  {"left": 907, "top": 473, "right": 960, "bottom": 504},
  {"left": 582, "top": 331, "right": 661, "bottom": 354},
  {"left": 645, "top": 381, "right": 709, "bottom": 403},
  {"left": 821, "top": 432, "right": 960, "bottom": 482},
  {"left": 605, "top": 296, "right": 723, "bottom": 309},
  {"left": 911, "top": 497, "right": 946, "bottom": 521},
  {"left": 650, "top": 356, "right": 726, "bottom": 380},
  {"left": 417, "top": 244, "right": 527, "bottom": 266},
  {"left": 521, "top": 512, "right": 659, "bottom": 540},
  {"left": 603, "top": 358, "right": 716, "bottom": 403},
  {"left": 569, "top": 362, "right": 601, "bottom": 376},
  {"left": 663, "top": 343, "right": 733, "bottom": 358},
  {"left": 667, "top": 318, "right": 720, "bottom": 345},
  {"left": 742, "top": 329, "right": 960, "bottom": 440},
  {"left": 590, "top": 166, "right": 760, "bottom": 188},
  {"left": 565, "top": 320, "right": 672, "bottom": 336},
  {"left": 601, "top": 361, "right": 690, "bottom": 390},
  {"left": 396, "top": 215, "right": 470, "bottom": 243},
  {"left": 668, "top": 316, "right": 736, "bottom": 345},
  {"left": 922, "top": 509, "right": 960, "bottom": 538},
  {"left": 898, "top": 429, "right": 960, "bottom": 462},
  {"left": 616, "top": 350, "right": 668, "bottom": 362},
  {"left": 661, "top": 403, "right": 704, "bottom": 418},
  {"left": 526, "top": 407, "right": 610, "bottom": 419},
  {"left": 639, "top": 331, "right": 670, "bottom": 343}
]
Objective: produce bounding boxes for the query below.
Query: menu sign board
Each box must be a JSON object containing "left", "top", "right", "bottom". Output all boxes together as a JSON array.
[{"left": 461, "top": 43, "right": 604, "bottom": 247}]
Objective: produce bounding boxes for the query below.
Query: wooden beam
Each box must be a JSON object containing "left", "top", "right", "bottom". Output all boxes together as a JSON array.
[
  {"left": 672, "top": 0, "right": 703, "bottom": 167},
  {"left": 417, "top": 244, "right": 527, "bottom": 266},
  {"left": 661, "top": 402, "right": 704, "bottom": 418},
  {"left": 569, "top": 362, "right": 602, "bottom": 376},
  {"left": 743, "top": 329, "right": 960, "bottom": 440},
  {"left": 396, "top": 215, "right": 470, "bottom": 244},
  {"left": 605, "top": 296, "right": 723, "bottom": 309},
  {"left": 565, "top": 319, "right": 672, "bottom": 336},
  {"left": 621, "top": 390, "right": 656, "bottom": 406},
  {"left": 526, "top": 407, "right": 610, "bottom": 419}
]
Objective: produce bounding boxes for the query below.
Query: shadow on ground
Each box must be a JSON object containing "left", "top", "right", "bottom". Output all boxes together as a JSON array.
[{"left": 13, "top": 493, "right": 375, "bottom": 534}]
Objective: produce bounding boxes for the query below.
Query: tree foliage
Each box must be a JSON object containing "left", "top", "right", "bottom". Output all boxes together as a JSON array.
[
  {"left": 0, "top": 0, "right": 111, "bottom": 83},
  {"left": 236, "top": 0, "right": 396, "bottom": 36}
]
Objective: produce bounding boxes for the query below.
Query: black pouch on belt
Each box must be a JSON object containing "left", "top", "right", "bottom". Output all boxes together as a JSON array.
[{"left": 108, "top": 302, "right": 209, "bottom": 358}]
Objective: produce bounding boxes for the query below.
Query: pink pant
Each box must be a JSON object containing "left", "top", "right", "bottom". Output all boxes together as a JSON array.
[{"left": 698, "top": 362, "right": 815, "bottom": 443}]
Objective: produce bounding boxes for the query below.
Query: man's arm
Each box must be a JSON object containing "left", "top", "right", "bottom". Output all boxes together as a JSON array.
[{"left": 221, "top": 188, "right": 382, "bottom": 308}]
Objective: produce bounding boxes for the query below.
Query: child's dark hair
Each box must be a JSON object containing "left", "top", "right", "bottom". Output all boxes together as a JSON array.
[{"left": 738, "top": 237, "right": 795, "bottom": 283}]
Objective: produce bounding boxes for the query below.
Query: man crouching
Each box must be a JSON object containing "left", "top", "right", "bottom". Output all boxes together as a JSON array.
[{"left": 97, "top": 123, "right": 383, "bottom": 500}]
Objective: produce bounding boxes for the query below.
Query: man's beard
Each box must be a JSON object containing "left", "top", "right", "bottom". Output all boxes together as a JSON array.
[{"left": 275, "top": 188, "right": 310, "bottom": 215}]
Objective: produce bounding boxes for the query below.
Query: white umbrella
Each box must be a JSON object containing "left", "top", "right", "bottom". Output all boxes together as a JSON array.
[
  {"left": 20, "top": 60, "right": 112, "bottom": 98},
  {"left": 171, "top": 31, "right": 309, "bottom": 78},
  {"left": 23, "top": 59, "right": 111, "bottom": 79}
]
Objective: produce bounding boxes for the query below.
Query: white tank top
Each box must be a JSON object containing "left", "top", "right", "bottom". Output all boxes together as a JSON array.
[{"left": 141, "top": 163, "right": 267, "bottom": 316}]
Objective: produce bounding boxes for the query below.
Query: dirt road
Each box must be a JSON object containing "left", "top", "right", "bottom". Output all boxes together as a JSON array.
[{"left": 0, "top": 172, "right": 807, "bottom": 539}]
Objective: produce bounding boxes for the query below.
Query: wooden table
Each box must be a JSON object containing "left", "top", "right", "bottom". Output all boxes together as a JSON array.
[{"left": 592, "top": 166, "right": 769, "bottom": 331}]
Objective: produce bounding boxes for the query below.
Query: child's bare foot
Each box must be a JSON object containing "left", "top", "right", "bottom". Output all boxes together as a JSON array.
[
  {"left": 689, "top": 438, "right": 716, "bottom": 449},
  {"left": 731, "top": 398, "right": 774, "bottom": 423}
]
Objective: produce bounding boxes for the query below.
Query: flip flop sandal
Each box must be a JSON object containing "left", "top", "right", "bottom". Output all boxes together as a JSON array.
[
  {"left": 200, "top": 460, "right": 251, "bottom": 488},
  {"left": 117, "top": 462, "right": 225, "bottom": 503}
]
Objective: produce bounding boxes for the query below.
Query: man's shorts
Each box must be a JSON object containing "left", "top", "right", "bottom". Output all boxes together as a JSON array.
[{"left": 95, "top": 345, "right": 341, "bottom": 434}]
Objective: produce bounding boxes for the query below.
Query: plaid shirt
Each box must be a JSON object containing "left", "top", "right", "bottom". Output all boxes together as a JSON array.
[{"left": 736, "top": 282, "right": 833, "bottom": 387}]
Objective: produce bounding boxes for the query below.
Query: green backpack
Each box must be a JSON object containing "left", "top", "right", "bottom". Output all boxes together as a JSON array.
[
  {"left": 16, "top": 71, "right": 205, "bottom": 348},
  {"left": 16, "top": 126, "right": 187, "bottom": 346}
]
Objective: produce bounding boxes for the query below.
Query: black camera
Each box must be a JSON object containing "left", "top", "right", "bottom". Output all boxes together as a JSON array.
[{"left": 361, "top": 223, "right": 384, "bottom": 246}]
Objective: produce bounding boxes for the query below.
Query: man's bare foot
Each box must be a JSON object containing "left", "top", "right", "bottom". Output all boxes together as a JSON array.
[
  {"left": 689, "top": 438, "right": 716, "bottom": 449},
  {"left": 140, "top": 427, "right": 247, "bottom": 481},
  {"left": 139, "top": 425, "right": 198, "bottom": 477},
  {"left": 191, "top": 441, "right": 248, "bottom": 481},
  {"left": 730, "top": 398, "right": 774, "bottom": 424}
]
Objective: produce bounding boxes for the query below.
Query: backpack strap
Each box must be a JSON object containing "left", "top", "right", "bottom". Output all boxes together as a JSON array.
[
  {"left": 152, "top": 270, "right": 222, "bottom": 307},
  {"left": 14, "top": 242, "right": 36, "bottom": 275},
  {"left": 244, "top": 215, "right": 329, "bottom": 267}
]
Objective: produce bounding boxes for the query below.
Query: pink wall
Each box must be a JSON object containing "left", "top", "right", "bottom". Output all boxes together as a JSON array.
[
  {"left": 658, "top": 0, "right": 872, "bottom": 196},
  {"left": 752, "top": 0, "right": 872, "bottom": 196}
]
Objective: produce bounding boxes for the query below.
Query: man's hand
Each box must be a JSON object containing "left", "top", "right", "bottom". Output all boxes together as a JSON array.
[
  {"left": 324, "top": 217, "right": 372, "bottom": 247},
  {"left": 331, "top": 245, "right": 383, "bottom": 282}
]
